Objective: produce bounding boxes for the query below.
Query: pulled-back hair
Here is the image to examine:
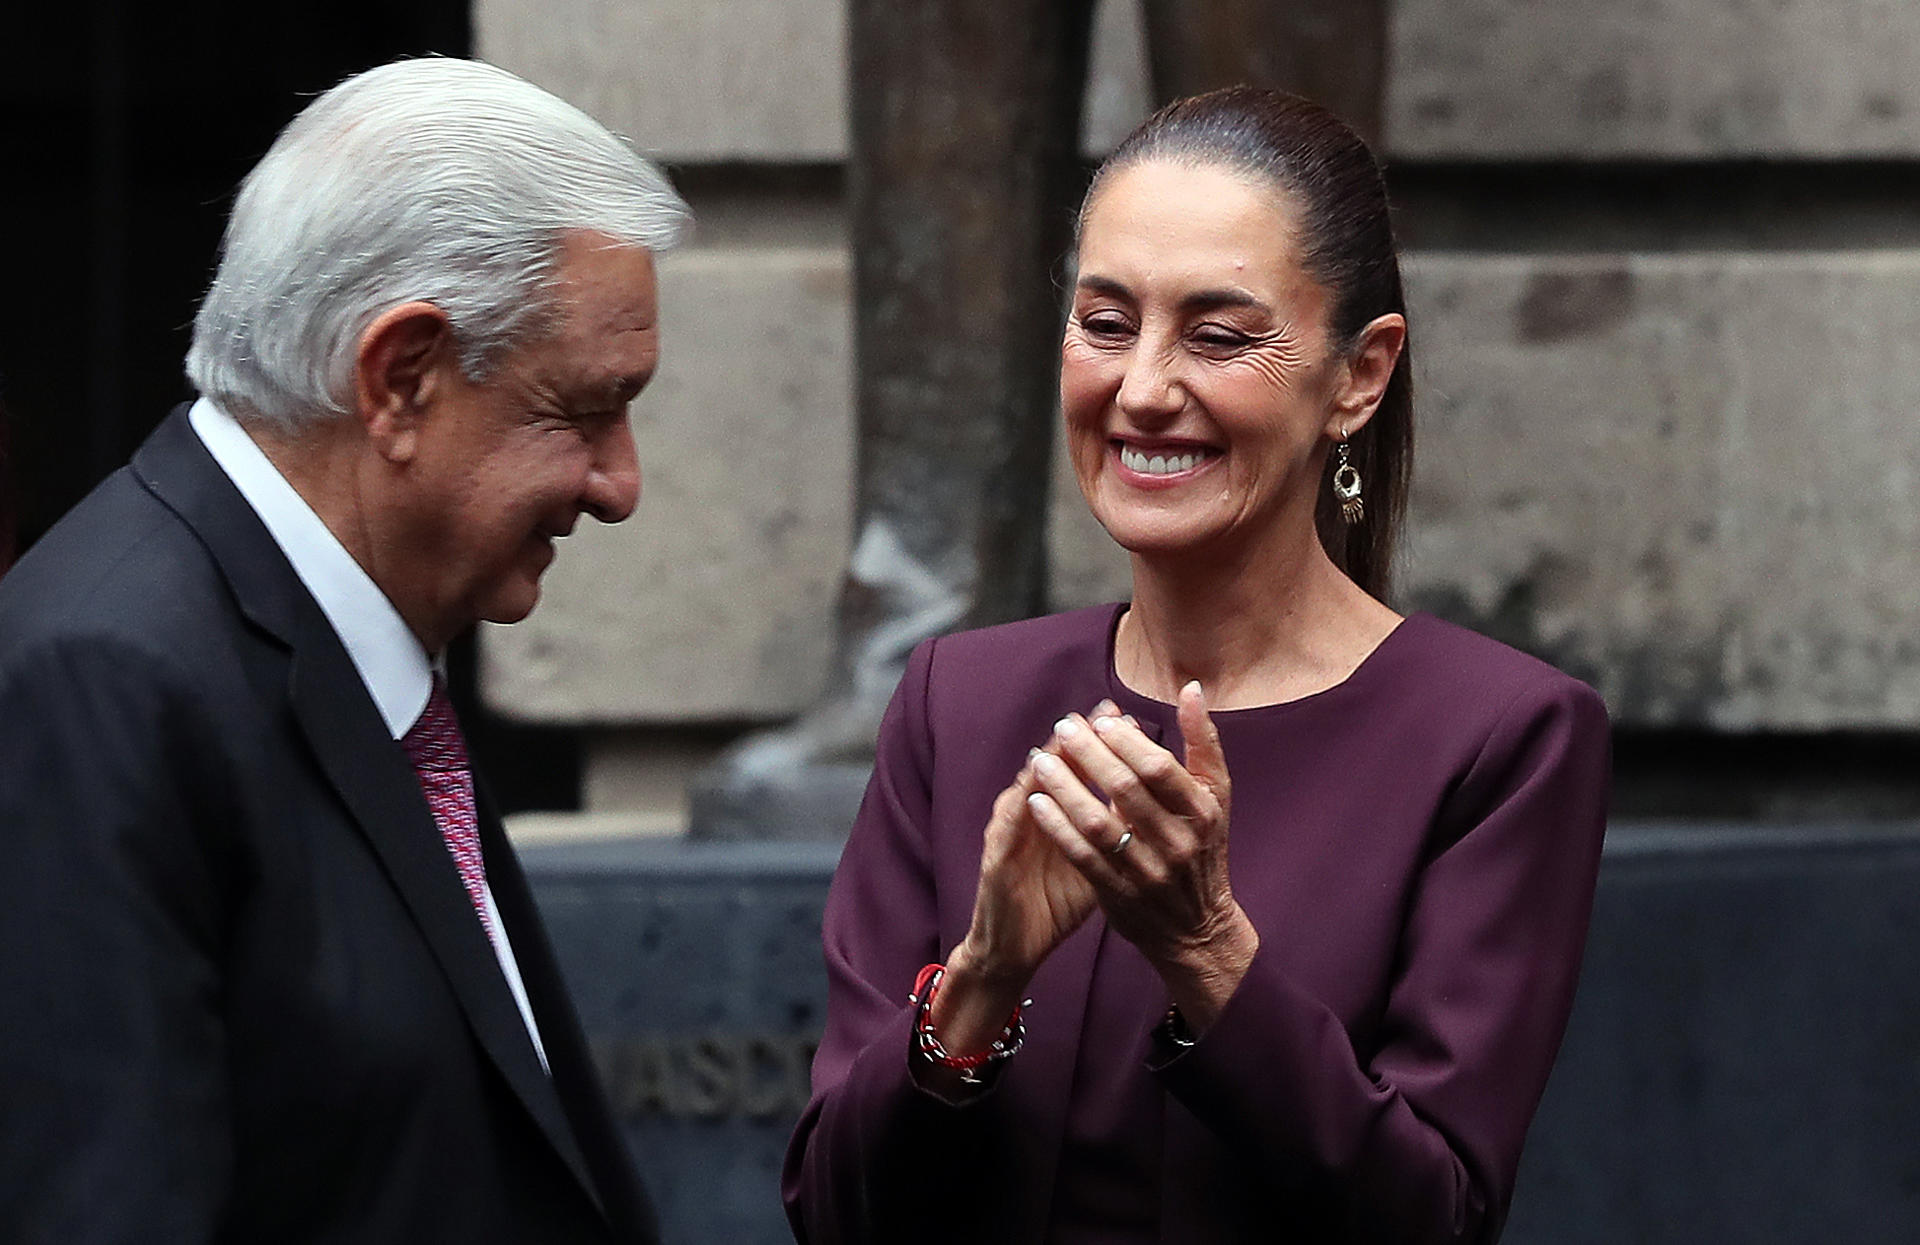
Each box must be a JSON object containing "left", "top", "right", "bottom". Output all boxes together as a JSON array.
[
  {"left": 187, "top": 57, "right": 691, "bottom": 433},
  {"left": 1082, "top": 86, "right": 1412, "bottom": 599}
]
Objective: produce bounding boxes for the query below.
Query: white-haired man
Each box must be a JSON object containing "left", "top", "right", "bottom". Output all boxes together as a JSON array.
[{"left": 0, "top": 59, "right": 687, "bottom": 1243}]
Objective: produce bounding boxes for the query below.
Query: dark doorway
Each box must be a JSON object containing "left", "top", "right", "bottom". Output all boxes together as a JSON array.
[{"left": 0, "top": 0, "right": 581, "bottom": 812}]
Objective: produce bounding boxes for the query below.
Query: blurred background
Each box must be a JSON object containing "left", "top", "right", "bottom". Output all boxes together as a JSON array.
[
  {"left": 4, "top": 1, "right": 1919, "bottom": 1241},
  {"left": 8, "top": 0, "right": 1918, "bottom": 826}
]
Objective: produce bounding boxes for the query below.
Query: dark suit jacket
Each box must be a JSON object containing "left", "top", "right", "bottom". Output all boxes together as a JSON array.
[
  {"left": 785, "top": 606, "right": 1611, "bottom": 1244},
  {"left": 0, "top": 409, "right": 655, "bottom": 1243}
]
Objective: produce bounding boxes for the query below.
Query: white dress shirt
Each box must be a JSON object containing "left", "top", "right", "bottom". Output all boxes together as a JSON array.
[{"left": 189, "top": 398, "right": 549, "bottom": 1072}]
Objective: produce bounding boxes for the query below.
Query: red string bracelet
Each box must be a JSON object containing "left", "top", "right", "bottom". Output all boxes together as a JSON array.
[{"left": 908, "top": 962, "right": 1028, "bottom": 1084}]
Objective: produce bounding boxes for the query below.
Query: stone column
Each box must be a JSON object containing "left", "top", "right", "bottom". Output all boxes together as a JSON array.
[
  {"left": 1141, "top": 0, "right": 1390, "bottom": 143},
  {"left": 690, "top": 1, "right": 1099, "bottom": 837}
]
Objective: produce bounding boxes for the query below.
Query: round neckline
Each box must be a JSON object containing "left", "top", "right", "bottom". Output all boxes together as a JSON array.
[{"left": 1099, "top": 602, "right": 1425, "bottom": 724}]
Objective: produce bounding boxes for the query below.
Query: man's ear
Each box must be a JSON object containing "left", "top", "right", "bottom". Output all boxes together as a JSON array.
[
  {"left": 1325, "top": 312, "right": 1407, "bottom": 439},
  {"left": 354, "top": 301, "right": 456, "bottom": 464}
]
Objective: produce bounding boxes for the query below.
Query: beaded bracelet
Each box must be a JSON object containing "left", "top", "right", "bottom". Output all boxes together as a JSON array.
[{"left": 908, "top": 962, "right": 1028, "bottom": 1084}]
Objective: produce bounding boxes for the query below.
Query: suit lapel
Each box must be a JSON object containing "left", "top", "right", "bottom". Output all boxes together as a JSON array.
[
  {"left": 132, "top": 410, "right": 610, "bottom": 1223},
  {"left": 478, "top": 790, "right": 650, "bottom": 1238}
]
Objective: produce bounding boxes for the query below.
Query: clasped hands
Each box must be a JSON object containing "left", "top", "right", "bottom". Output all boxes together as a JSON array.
[{"left": 933, "top": 683, "right": 1259, "bottom": 1063}]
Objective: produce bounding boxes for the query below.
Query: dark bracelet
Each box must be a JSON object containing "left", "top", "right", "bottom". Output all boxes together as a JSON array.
[{"left": 1155, "top": 1003, "right": 1198, "bottom": 1051}]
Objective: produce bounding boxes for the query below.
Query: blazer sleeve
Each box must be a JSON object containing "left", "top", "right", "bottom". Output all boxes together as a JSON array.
[
  {"left": 1150, "top": 676, "right": 1612, "bottom": 1245},
  {"left": 782, "top": 638, "right": 1017, "bottom": 1243},
  {"left": 0, "top": 635, "right": 236, "bottom": 1243}
]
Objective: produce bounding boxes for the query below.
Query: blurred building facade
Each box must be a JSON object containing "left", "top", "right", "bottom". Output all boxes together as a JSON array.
[
  {"left": 6, "top": 2, "right": 1917, "bottom": 829},
  {"left": 474, "top": 0, "right": 1920, "bottom": 838}
]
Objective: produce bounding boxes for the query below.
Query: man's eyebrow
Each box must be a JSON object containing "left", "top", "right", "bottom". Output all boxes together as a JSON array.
[{"left": 1075, "top": 274, "right": 1272, "bottom": 316}]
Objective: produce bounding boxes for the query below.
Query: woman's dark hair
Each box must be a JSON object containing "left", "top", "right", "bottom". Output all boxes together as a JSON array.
[{"left": 1082, "top": 86, "right": 1412, "bottom": 600}]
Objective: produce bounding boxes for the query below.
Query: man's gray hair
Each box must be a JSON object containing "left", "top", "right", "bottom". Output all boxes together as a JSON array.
[{"left": 186, "top": 57, "right": 692, "bottom": 431}]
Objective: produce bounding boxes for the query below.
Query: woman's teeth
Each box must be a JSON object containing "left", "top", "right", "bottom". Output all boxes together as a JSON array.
[{"left": 1120, "top": 445, "right": 1210, "bottom": 475}]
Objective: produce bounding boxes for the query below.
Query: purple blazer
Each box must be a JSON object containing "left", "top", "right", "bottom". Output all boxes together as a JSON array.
[{"left": 784, "top": 604, "right": 1611, "bottom": 1244}]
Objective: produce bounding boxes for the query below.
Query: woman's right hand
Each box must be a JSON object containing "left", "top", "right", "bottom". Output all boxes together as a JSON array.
[
  {"left": 959, "top": 753, "right": 1103, "bottom": 981},
  {"left": 923, "top": 703, "right": 1115, "bottom": 1065}
]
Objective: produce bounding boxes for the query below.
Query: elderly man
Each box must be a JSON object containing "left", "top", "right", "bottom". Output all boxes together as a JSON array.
[{"left": 0, "top": 59, "right": 687, "bottom": 1243}]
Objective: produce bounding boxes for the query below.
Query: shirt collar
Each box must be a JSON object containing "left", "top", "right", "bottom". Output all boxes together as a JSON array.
[{"left": 188, "top": 397, "right": 433, "bottom": 739}]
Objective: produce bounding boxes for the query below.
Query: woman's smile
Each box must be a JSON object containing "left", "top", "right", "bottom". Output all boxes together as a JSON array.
[{"left": 1111, "top": 438, "right": 1224, "bottom": 488}]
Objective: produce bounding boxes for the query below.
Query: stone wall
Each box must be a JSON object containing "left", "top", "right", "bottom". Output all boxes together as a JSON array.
[
  {"left": 1391, "top": 0, "right": 1920, "bottom": 158},
  {"left": 475, "top": 0, "right": 1920, "bottom": 829},
  {"left": 524, "top": 824, "right": 1920, "bottom": 1244}
]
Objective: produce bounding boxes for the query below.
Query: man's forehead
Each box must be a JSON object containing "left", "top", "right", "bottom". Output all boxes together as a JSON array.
[
  {"left": 552, "top": 242, "right": 658, "bottom": 329},
  {"left": 553, "top": 231, "right": 656, "bottom": 280}
]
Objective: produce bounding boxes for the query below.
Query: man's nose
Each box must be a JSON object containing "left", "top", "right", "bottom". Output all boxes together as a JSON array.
[{"left": 582, "top": 416, "right": 641, "bottom": 524}]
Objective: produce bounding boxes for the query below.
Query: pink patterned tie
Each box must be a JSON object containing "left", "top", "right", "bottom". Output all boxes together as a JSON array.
[{"left": 401, "top": 677, "right": 495, "bottom": 940}]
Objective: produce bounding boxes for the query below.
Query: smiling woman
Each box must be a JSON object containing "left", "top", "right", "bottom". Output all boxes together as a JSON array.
[
  {"left": 1063, "top": 157, "right": 1402, "bottom": 604},
  {"left": 1066, "top": 90, "right": 1413, "bottom": 607},
  {"left": 786, "top": 87, "right": 1612, "bottom": 1245}
]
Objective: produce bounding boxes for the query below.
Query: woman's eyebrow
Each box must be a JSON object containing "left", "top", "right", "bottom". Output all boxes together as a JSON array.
[
  {"left": 1075, "top": 273, "right": 1271, "bottom": 317},
  {"left": 1075, "top": 274, "right": 1132, "bottom": 301},
  {"left": 1179, "top": 287, "right": 1271, "bottom": 315}
]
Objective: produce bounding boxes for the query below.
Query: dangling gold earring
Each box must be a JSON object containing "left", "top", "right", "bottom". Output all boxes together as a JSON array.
[{"left": 1333, "top": 438, "right": 1365, "bottom": 525}]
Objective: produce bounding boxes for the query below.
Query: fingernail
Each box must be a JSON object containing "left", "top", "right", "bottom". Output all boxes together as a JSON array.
[
  {"left": 1027, "top": 746, "right": 1042, "bottom": 761},
  {"left": 1091, "top": 715, "right": 1120, "bottom": 733},
  {"left": 1033, "top": 753, "right": 1062, "bottom": 775},
  {"left": 1053, "top": 716, "right": 1081, "bottom": 737},
  {"left": 1123, "top": 714, "right": 1139, "bottom": 727},
  {"left": 1183, "top": 680, "right": 1203, "bottom": 698},
  {"left": 1093, "top": 699, "right": 1118, "bottom": 716},
  {"left": 1026, "top": 792, "right": 1049, "bottom": 811}
]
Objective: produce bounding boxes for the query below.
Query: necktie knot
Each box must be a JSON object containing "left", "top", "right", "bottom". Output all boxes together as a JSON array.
[{"left": 402, "top": 679, "right": 468, "bottom": 774}]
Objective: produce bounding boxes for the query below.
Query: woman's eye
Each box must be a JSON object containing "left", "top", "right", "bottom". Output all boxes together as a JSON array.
[
  {"left": 1079, "top": 313, "right": 1132, "bottom": 339},
  {"left": 1193, "top": 326, "right": 1250, "bottom": 350}
]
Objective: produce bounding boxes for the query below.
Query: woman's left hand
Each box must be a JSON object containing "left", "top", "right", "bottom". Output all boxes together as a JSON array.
[{"left": 1025, "top": 681, "right": 1260, "bottom": 1033}]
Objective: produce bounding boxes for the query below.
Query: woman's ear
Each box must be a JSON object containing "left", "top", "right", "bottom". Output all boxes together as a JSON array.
[
  {"left": 353, "top": 301, "right": 456, "bottom": 464},
  {"left": 1325, "top": 312, "right": 1406, "bottom": 439}
]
